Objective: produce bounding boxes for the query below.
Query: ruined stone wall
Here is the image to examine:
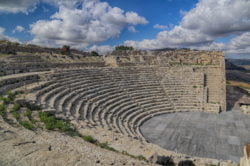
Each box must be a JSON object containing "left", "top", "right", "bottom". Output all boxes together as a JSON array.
[
  {"left": 0, "top": 43, "right": 90, "bottom": 56},
  {"left": 107, "top": 50, "right": 226, "bottom": 112}
]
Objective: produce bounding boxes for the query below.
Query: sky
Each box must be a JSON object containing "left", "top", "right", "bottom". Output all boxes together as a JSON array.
[{"left": 0, "top": 0, "right": 250, "bottom": 59}]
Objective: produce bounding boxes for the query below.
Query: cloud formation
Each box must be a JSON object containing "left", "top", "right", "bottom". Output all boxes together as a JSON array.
[
  {"left": 153, "top": 24, "right": 168, "bottom": 30},
  {"left": 12, "top": 26, "right": 25, "bottom": 33},
  {"left": 0, "top": 0, "right": 38, "bottom": 13},
  {"left": 30, "top": 0, "right": 148, "bottom": 48},
  {"left": 181, "top": 0, "right": 250, "bottom": 36},
  {"left": 124, "top": 0, "right": 250, "bottom": 55},
  {"left": 0, "top": 27, "right": 19, "bottom": 42},
  {"left": 89, "top": 45, "right": 114, "bottom": 54}
]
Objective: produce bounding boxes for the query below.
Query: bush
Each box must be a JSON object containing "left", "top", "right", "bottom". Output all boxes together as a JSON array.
[
  {"left": 20, "top": 121, "right": 35, "bottom": 130},
  {"left": 82, "top": 135, "right": 97, "bottom": 143},
  {"left": 61, "top": 45, "right": 71, "bottom": 55},
  {"left": 193, "top": 85, "right": 197, "bottom": 88},
  {"left": 91, "top": 51, "right": 99, "bottom": 56}
]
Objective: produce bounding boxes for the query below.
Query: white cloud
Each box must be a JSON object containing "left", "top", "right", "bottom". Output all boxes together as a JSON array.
[
  {"left": 30, "top": 0, "right": 148, "bottom": 48},
  {"left": 12, "top": 26, "right": 25, "bottom": 33},
  {"left": 125, "top": 26, "right": 213, "bottom": 49},
  {"left": 225, "top": 32, "right": 250, "bottom": 54},
  {"left": 189, "top": 32, "right": 250, "bottom": 55},
  {"left": 89, "top": 45, "right": 114, "bottom": 54},
  {"left": 153, "top": 24, "right": 168, "bottom": 30},
  {"left": 124, "top": 0, "right": 250, "bottom": 55},
  {"left": 0, "top": 0, "right": 38, "bottom": 13},
  {"left": 128, "top": 26, "right": 137, "bottom": 33},
  {"left": 181, "top": 0, "right": 250, "bottom": 36},
  {"left": 0, "top": 27, "right": 20, "bottom": 42}
]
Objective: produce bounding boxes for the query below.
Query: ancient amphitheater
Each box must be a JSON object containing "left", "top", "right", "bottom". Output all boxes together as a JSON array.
[{"left": 0, "top": 42, "right": 249, "bottom": 166}]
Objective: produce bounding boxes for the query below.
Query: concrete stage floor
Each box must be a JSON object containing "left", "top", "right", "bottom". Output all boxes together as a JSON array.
[{"left": 140, "top": 111, "right": 250, "bottom": 162}]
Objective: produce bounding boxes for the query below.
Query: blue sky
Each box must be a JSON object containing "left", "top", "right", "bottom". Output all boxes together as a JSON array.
[{"left": 0, "top": 0, "right": 250, "bottom": 58}]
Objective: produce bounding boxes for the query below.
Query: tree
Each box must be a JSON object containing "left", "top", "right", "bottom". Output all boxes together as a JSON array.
[
  {"left": 91, "top": 51, "right": 99, "bottom": 56},
  {"left": 61, "top": 45, "right": 71, "bottom": 55},
  {"left": 115, "top": 45, "right": 134, "bottom": 51}
]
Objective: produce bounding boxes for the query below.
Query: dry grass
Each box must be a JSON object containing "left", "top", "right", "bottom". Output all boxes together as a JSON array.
[
  {"left": 227, "top": 80, "right": 250, "bottom": 90},
  {"left": 240, "top": 65, "right": 250, "bottom": 70}
]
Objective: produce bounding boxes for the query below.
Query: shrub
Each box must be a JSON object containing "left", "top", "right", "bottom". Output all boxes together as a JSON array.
[
  {"left": 82, "top": 135, "right": 97, "bottom": 143},
  {"left": 91, "top": 51, "right": 99, "bottom": 56},
  {"left": 20, "top": 121, "right": 35, "bottom": 130},
  {"left": 193, "top": 85, "right": 197, "bottom": 88},
  {"left": 61, "top": 45, "right": 71, "bottom": 55}
]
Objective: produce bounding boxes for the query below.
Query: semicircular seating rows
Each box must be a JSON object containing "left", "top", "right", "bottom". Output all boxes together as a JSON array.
[{"left": 28, "top": 66, "right": 204, "bottom": 140}]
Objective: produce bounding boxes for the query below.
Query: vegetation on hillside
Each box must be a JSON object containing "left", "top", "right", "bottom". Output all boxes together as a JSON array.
[
  {"left": 0, "top": 91, "right": 148, "bottom": 162},
  {"left": 61, "top": 45, "right": 71, "bottom": 55},
  {"left": 115, "top": 45, "right": 134, "bottom": 51},
  {"left": 91, "top": 51, "right": 100, "bottom": 56}
]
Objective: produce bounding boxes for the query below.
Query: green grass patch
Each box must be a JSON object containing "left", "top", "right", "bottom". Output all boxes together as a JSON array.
[
  {"left": 14, "top": 91, "right": 24, "bottom": 95},
  {"left": 39, "top": 112, "right": 79, "bottom": 136},
  {"left": 6, "top": 91, "right": 16, "bottom": 101},
  {"left": 122, "top": 151, "right": 147, "bottom": 161},
  {"left": 12, "top": 103, "right": 21, "bottom": 112},
  {"left": 20, "top": 121, "right": 35, "bottom": 130},
  {"left": 82, "top": 135, "right": 97, "bottom": 143},
  {"left": 12, "top": 111, "right": 20, "bottom": 120},
  {"left": 98, "top": 142, "right": 118, "bottom": 152},
  {"left": 0, "top": 104, "right": 6, "bottom": 117},
  {"left": 0, "top": 97, "right": 12, "bottom": 104},
  {"left": 24, "top": 109, "right": 32, "bottom": 118}
]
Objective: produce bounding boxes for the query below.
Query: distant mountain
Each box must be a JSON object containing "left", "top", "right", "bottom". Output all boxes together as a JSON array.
[
  {"left": 227, "top": 59, "right": 250, "bottom": 66},
  {"left": 225, "top": 60, "right": 246, "bottom": 71}
]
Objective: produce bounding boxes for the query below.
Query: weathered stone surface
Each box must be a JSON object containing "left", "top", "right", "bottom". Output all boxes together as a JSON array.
[
  {"left": 0, "top": 117, "right": 151, "bottom": 166},
  {"left": 140, "top": 111, "right": 250, "bottom": 162}
]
